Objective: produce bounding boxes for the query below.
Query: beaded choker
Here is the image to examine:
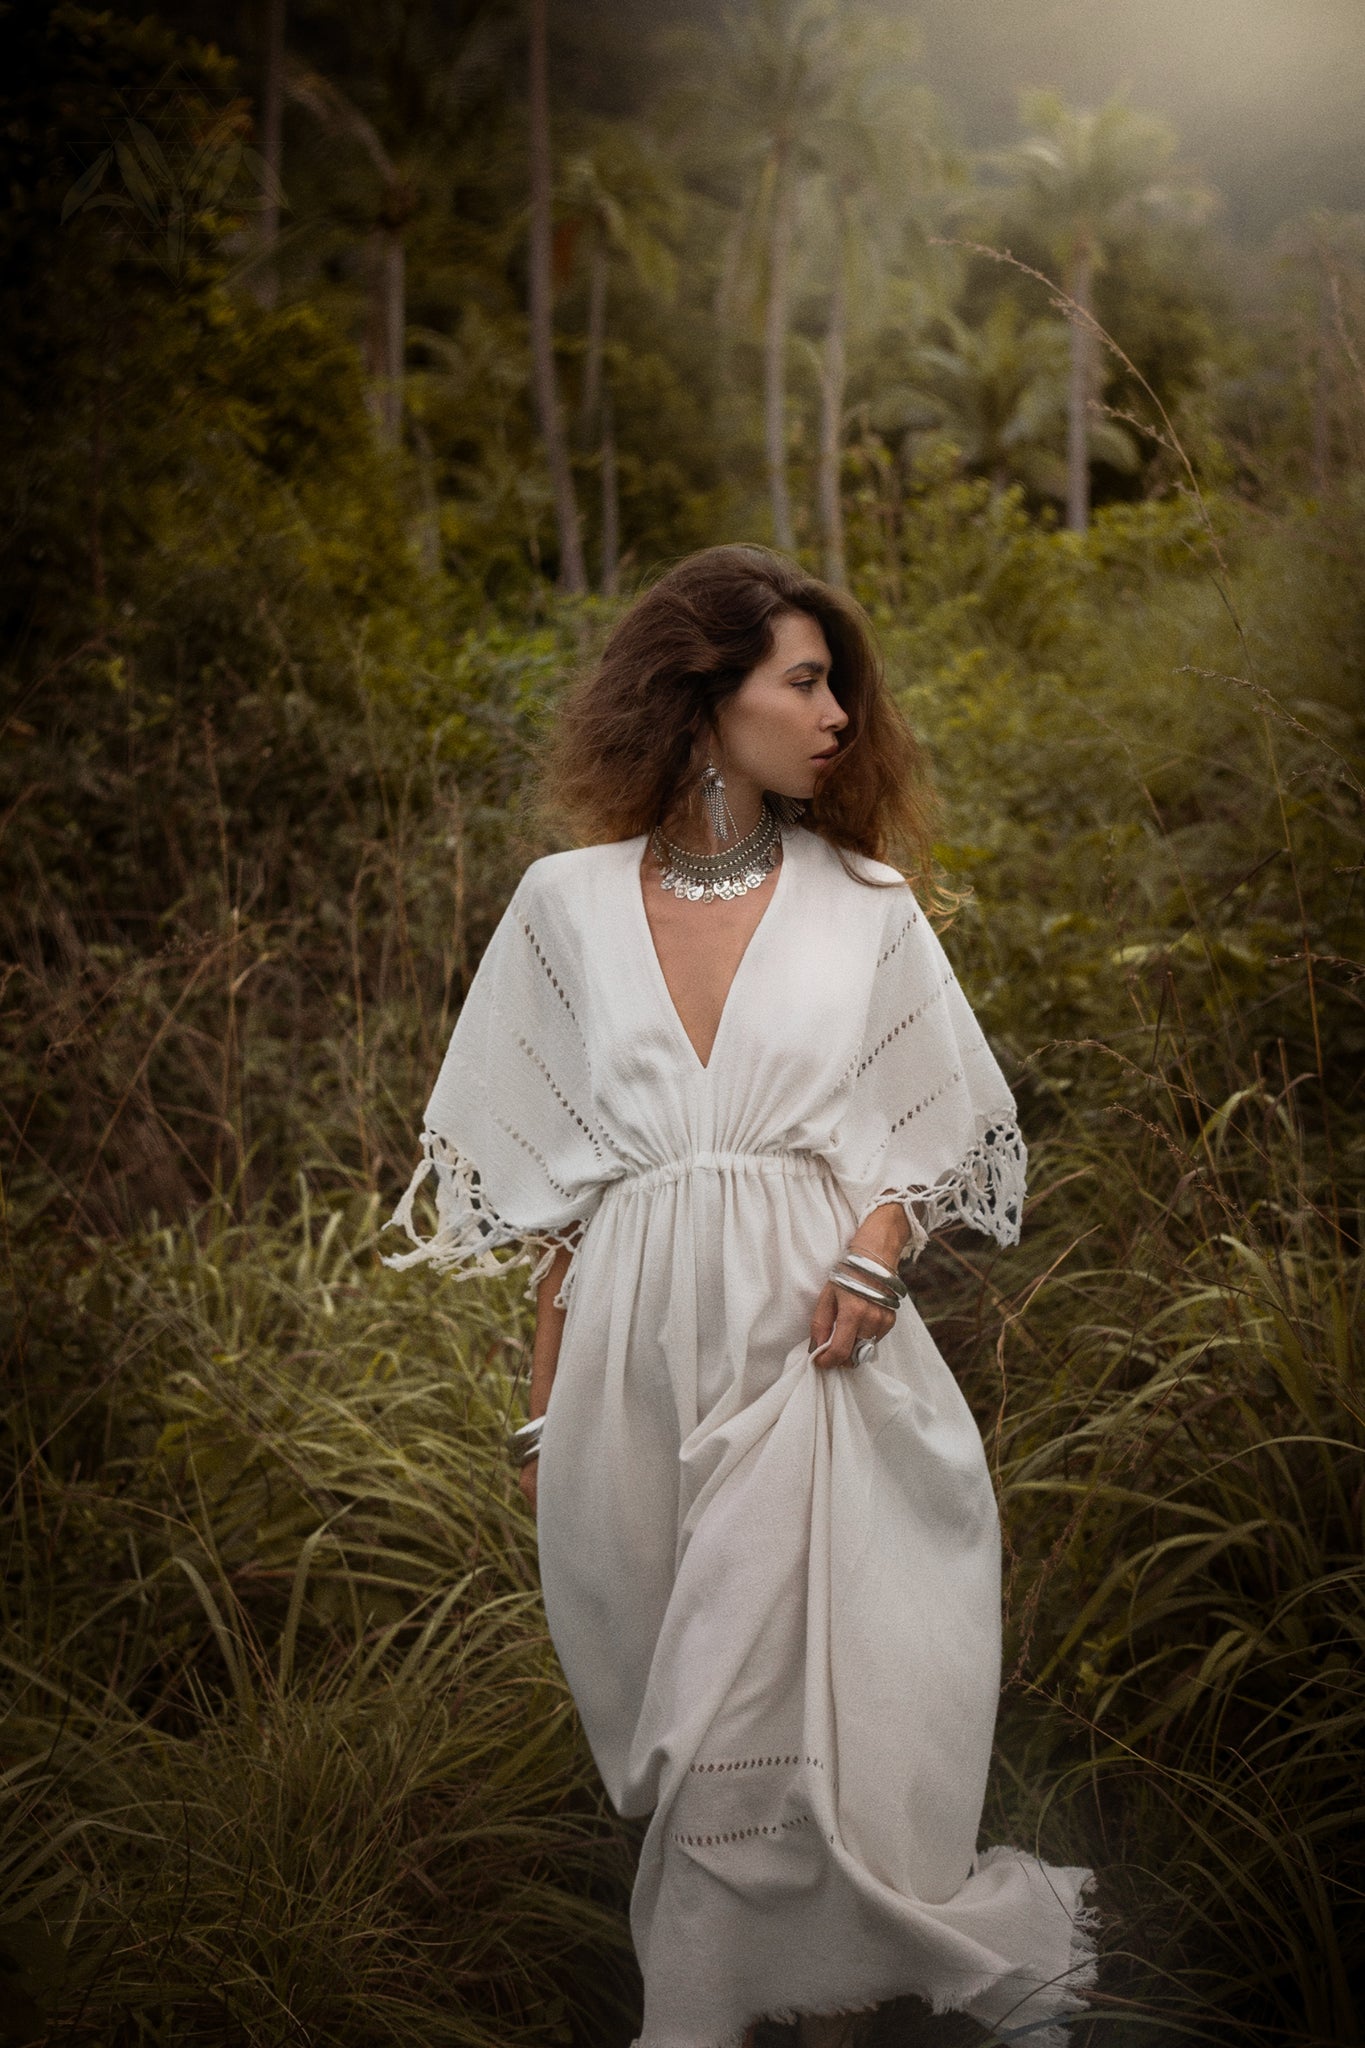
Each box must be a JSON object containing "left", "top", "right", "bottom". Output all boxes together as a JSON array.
[{"left": 650, "top": 804, "right": 781, "bottom": 903}]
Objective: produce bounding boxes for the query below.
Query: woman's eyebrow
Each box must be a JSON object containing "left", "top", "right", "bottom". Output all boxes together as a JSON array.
[{"left": 784, "top": 658, "right": 830, "bottom": 676}]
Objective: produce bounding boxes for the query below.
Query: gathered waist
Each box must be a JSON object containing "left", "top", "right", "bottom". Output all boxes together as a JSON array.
[{"left": 605, "top": 1148, "right": 827, "bottom": 1198}]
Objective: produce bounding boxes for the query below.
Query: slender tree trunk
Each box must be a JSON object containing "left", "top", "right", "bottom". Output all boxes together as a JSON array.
[
  {"left": 817, "top": 196, "right": 848, "bottom": 585},
  {"left": 600, "top": 387, "right": 620, "bottom": 596},
  {"left": 527, "top": 0, "right": 587, "bottom": 592},
  {"left": 1065, "top": 233, "right": 1096, "bottom": 533},
  {"left": 764, "top": 138, "right": 796, "bottom": 553},
  {"left": 579, "top": 237, "right": 608, "bottom": 442},
  {"left": 1312, "top": 274, "right": 1332, "bottom": 495},
  {"left": 712, "top": 208, "right": 747, "bottom": 526},
  {"left": 90, "top": 331, "right": 107, "bottom": 620},
  {"left": 381, "top": 224, "right": 404, "bottom": 448},
  {"left": 256, "top": 0, "right": 285, "bottom": 307},
  {"left": 363, "top": 224, "right": 404, "bottom": 449},
  {"left": 412, "top": 418, "right": 441, "bottom": 575}
]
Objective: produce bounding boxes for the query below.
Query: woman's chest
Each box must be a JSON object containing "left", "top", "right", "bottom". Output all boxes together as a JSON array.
[
  {"left": 639, "top": 861, "right": 781, "bottom": 1071},
  {"left": 577, "top": 848, "right": 885, "bottom": 1140}
]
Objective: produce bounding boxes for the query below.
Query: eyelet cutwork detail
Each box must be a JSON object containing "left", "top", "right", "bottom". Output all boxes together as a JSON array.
[
  {"left": 671, "top": 1813, "right": 816, "bottom": 1849},
  {"left": 854, "top": 970, "right": 952, "bottom": 1080},
  {"left": 877, "top": 907, "right": 920, "bottom": 968},
  {"left": 488, "top": 1106, "right": 574, "bottom": 1201},
  {"left": 885, "top": 1067, "right": 962, "bottom": 1140},
  {"left": 689, "top": 1754, "right": 825, "bottom": 1775},
  {"left": 514, "top": 1034, "right": 605, "bottom": 1158},
  {"left": 519, "top": 919, "right": 585, "bottom": 1047}
]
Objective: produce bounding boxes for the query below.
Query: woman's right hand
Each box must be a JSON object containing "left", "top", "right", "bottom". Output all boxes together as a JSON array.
[{"left": 518, "top": 1455, "right": 539, "bottom": 1510}]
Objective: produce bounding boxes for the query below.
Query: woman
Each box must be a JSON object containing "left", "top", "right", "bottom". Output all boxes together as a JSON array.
[{"left": 387, "top": 546, "right": 1096, "bottom": 2048}]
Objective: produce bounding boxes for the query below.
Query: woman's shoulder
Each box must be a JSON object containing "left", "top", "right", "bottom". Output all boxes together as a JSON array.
[
  {"left": 798, "top": 828, "right": 916, "bottom": 902},
  {"left": 519, "top": 838, "right": 639, "bottom": 897}
]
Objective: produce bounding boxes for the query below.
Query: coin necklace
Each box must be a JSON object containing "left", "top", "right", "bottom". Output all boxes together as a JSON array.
[{"left": 650, "top": 802, "right": 782, "bottom": 903}]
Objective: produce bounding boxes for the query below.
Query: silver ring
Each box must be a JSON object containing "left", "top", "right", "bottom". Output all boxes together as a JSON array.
[{"left": 852, "top": 1338, "right": 878, "bottom": 1367}]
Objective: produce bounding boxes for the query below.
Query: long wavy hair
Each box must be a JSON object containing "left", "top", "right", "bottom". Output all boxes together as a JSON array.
[{"left": 542, "top": 545, "right": 936, "bottom": 889}]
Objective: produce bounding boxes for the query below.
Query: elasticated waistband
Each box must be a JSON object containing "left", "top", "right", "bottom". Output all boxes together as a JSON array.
[{"left": 607, "top": 1149, "right": 825, "bottom": 1196}]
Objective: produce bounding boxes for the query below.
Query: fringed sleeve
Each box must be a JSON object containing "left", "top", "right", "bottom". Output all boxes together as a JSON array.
[
  {"left": 834, "top": 886, "right": 1027, "bottom": 1262},
  {"left": 383, "top": 866, "right": 616, "bottom": 1307}
]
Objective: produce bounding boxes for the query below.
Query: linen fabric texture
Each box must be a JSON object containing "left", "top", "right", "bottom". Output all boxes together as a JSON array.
[{"left": 387, "top": 828, "right": 1096, "bottom": 2048}]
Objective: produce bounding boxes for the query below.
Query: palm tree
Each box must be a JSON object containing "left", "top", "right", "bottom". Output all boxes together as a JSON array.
[
  {"left": 527, "top": 0, "right": 586, "bottom": 592},
  {"left": 1002, "top": 92, "right": 1195, "bottom": 530},
  {"left": 898, "top": 294, "right": 1138, "bottom": 500}
]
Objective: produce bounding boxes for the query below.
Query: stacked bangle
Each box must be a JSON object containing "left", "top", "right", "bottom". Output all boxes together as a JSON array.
[
  {"left": 839, "top": 1251, "right": 907, "bottom": 1300},
  {"left": 829, "top": 1247, "right": 907, "bottom": 1315},
  {"left": 511, "top": 1416, "right": 545, "bottom": 1467}
]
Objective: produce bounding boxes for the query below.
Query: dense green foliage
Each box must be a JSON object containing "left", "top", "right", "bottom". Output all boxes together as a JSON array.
[{"left": 3, "top": 4, "right": 1363, "bottom": 2044}]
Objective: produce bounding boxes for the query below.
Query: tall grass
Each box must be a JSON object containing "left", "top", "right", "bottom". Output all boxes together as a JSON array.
[{"left": 1, "top": 1197, "right": 637, "bottom": 2044}]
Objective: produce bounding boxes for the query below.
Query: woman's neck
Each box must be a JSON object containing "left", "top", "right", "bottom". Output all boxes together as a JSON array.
[{"left": 661, "top": 774, "right": 765, "bottom": 854}]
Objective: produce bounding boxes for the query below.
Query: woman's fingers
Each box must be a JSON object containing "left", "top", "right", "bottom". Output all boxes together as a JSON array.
[
  {"left": 808, "top": 1280, "right": 838, "bottom": 1356},
  {"left": 811, "top": 1287, "right": 895, "bottom": 1370},
  {"left": 517, "top": 1460, "right": 538, "bottom": 1510}
]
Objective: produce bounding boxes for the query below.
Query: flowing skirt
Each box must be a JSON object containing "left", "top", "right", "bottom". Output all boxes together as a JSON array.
[{"left": 536, "top": 1152, "right": 1095, "bottom": 2048}]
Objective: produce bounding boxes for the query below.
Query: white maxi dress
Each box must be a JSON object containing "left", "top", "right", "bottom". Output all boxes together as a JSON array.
[{"left": 387, "top": 826, "right": 1097, "bottom": 2048}]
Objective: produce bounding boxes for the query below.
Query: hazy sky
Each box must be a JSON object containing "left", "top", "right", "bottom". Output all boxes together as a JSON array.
[{"left": 897, "top": 0, "right": 1364, "bottom": 239}]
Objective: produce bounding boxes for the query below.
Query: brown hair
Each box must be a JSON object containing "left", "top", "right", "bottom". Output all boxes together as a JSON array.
[{"left": 542, "top": 545, "right": 936, "bottom": 888}]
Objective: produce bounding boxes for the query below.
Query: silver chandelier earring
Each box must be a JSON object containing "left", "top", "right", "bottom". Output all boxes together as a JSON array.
[{"left": 700, "top": 759, "right": 739, "bottom": 845}]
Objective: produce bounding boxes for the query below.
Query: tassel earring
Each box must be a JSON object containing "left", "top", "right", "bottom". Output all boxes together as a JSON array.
[
  {"left": 700, "top": 760, "right": 739, "bottom": 845},
  {"left": 767, "top": 793, "right": 806, "bottom": 827}
]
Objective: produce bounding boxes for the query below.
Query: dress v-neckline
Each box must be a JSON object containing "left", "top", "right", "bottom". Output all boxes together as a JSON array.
[{"left": 630, "top": 831, "right": 792, "bottom": 1076}]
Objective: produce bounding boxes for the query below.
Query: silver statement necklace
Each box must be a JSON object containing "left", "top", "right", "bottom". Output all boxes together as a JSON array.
[{"left": 650, "top": 802, "right": 781, "bottom": 903}]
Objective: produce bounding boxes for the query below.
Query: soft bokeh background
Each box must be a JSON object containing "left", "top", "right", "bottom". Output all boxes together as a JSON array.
[{"left": 2, "top": 2, "right": 1362, "bottom": 2043}]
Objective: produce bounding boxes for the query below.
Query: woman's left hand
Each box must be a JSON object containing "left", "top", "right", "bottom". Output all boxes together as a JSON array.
[
  {"left": 808, "top": 1207, "right": 910, "bottom": 1368},
  {"left": 807, "top": 1277, "right": 896, "bottom": 1369}
]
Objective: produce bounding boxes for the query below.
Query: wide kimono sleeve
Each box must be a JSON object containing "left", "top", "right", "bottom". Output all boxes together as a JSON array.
[
  {"left": 834, "top": 883, "right": 1027, "bottom": 1260},
  {"left": 381, "top": 863, "right": 615, "bottom": 1300}
]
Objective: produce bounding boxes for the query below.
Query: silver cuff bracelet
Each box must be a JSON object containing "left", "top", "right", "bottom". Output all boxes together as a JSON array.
[
  {"left": 838, "top": 1250, "right": 908, "bottom": 1300},
  {"left": 510, "top": 1415, "right": 545, "bottom": 1466},
  {"left": 830, "top": 1268, "right": 901, "bottom": 1314}
]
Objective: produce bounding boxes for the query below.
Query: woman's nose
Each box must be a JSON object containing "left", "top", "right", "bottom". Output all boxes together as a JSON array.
[{"left": 821, "top": 688, "right": 848, "bottom": 730}]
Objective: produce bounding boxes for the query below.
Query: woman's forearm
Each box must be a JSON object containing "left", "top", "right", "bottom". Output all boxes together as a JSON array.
[
  {"left": 848, "top": 1198, "right": 913, "bottom": 1270},
  {"left": 528, "top": 1242, "right": 573, "bottom": 1418}
]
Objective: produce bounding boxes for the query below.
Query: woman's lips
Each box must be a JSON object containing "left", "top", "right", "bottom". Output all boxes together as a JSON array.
[{"left": 812, "top": 749, "right": 839, "bottom": 763}]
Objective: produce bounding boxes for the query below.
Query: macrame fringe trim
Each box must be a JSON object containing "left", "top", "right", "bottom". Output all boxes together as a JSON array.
[
  {"left": 382, "top": 1131, "right": 582, "bottom": 1308},
  {"left": 860, "top": 1110, "right": 1028, "bottom": 1259}
]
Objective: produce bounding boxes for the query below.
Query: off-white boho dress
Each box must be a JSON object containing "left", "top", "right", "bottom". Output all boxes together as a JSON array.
[{"left": 387, "top": 826, "right": 1096, "bottom": 2048}]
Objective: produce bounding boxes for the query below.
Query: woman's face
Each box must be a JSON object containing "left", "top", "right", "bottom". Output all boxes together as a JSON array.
[{"left": 713, "top": 610, "right": 848, "bottom": 801}]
